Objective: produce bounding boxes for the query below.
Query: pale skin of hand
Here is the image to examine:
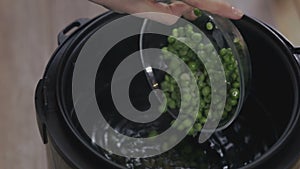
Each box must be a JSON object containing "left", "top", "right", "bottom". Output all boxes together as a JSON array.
[{"left": 89, "top": 0, "right": 244, "bottom": 24}]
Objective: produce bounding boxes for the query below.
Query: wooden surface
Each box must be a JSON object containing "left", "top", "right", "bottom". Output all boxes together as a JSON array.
[
  {"left": 0, "top": 1, "right": 106, "bottom": 169},
  {"left": 0, "top": 0, "right": 299, "bottom": 169}
]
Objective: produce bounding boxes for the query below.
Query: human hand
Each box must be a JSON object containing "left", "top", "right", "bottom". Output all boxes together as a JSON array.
[{"left": 89, "top": 0, "right": 243, "bottom": 24}]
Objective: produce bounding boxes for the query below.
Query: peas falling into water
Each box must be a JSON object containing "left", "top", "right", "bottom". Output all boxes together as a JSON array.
[
  {"left": 103, "top": 10, "right": 250, "bottom": 169},
  {"left": 159, "top": 21, "right": 241, "bottom": 136}
]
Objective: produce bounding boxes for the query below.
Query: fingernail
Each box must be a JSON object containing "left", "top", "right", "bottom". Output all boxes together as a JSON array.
[{"left": 232, "top": 6, "right": 244, "bottom": 18}]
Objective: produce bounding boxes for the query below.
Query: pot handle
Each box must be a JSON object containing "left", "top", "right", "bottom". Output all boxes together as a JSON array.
[
  {"left": 35, "top": 79, "right": 48, "bottom": 144},
  {"left": 57, "top": 18, "right": 89, "bottom": 45},
  {"left": 295, "top": 47, "right": 300, "bottom": 67}
]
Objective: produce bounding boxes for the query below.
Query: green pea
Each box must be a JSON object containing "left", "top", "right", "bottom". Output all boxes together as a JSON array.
[
  {"left": 198, "top": 43, "right": 205, "bottom": 51},
  {"left": 197, "top": 50, "right": 205, "bottom": 58},
  {"left": 229, "top": 99, "right": 238, "bottom": 106},
  {"left": 198, "top": 73, "right": 206, "bottom": 82},
  {"left": 227, "top": 64, "right": 236, "bottom": 71},
  {"left": 186, "top": 29, "right": 194, "bottom": 38},
  {"left": 236, "top": 76, "right": 241, "bottom": 83},
  {"left": 183, "top": 119, "right": 192, "bottom": 127},
  {"left": 162, "top": 142, "right": 169, "bottom": 151},
  {"left": 223, "top": 54, "right": 232, "bottom": 63},
  {"left": 204, "top": 95, "right": 211, "bottom": 103},
  {"left": 174, "top": 41, "right": 184, "bottom": 50},
  {"left": 185, "top": 24, "right": 193, "bottom": 32},
  {"left": 161, "top": 47, "right": 169, "bottom": 55},
  {"left": 194, "top": 8, "right": 202, "bottom": 17},
  {"left": 230, "top": 88, "right": 240, "bottom": 99},
  {"left": 169, "top": 60, "right": 179, "bottom": 70},
  {"left": 202, "top": 86, "right": 211, "bottom": 96},
  {"left": 192, "top": 33, "right": 202, "bottom": 42},
  {"left": 188, "top": 127, "right": 195, "bottom": 135},
  {"left": 179, "top": 49, "right": 188, "bottom": 56},
  {"left": 199, "top": 101, "right": 206, "bottom": 109},
  {"left": 183, "top": 94, "right": 192, "bottom": 101},
  {"left": 225, "top": 70, "right": 231, "bottom": 79},
  {"left": 169, "top": 84, "right": 175, "bottom": 92},
  {"left": 234, "top": 37, "right": 240, "bottom": 44},
  {"left": 160, "top": 81, "right": 168, "bottom": 89},
  {"left": 181, "top": 80, "right": 190, "bottom": 87},
  {"left": 234, "top": 60, "right": 238, "bottom": 67},
  {"left": 206, "top": 22, "right": 214, "bottom": 31},
  {"left": 200, "top": 117, "right": 207, "bottom": 124},
  {"left": 187, "top": 50, "right": 196, "bottom": 58},
  {"left": 168, "top": 99, "right": 176, "bottom": 109},
  {"left": 181, "top": 56, "right": 190, "bottom": 62},
  {"left": 194, "top": 123, "right": 202, "bottom": 131},
  {"left": 205, "top": 43, "right": 214, "bottom": 52},
  {"left": 197, "top": 111, "right": 203, "bottom": 118},
  {"left": 148, "top": 130, "right": 158, "bottom": 137},
  {"left": 170, "top": 78, "right": 177, "bottom": 85},
  {"left": 165, "top": 75, "right": 170, "bottom": 82},
  {"left": 182, "top": 44, "right": 190, "bottom": 51},
  {"left": 197, "top": 82, "right": 205, "bottom": 90},
  {"left": 229, "top": 56, "right": 235, "bottom": 63},
  {"left": 168, "top": 36, "right": 176, "bottom": 44},
  {"left": 213, "top": 95, "right": 222, "bottom": 104},
  {"left": 216, "top": 103, "right": 224, "bottom": 110},
  {"left": 186, "top": 106, "right": 195, "bottom": 114},
  {"left": 188, "top": 62, "right": 198, "bottom": 71},
  {"left": 178, "top": 27, "right": 185, "bottom": 37},
  {"left": 220, "top": 48, "right": 227, "bottom": 56},
  {"left": 225, "top": 104, "right": 232, "bottom": 112},
  {"left": 222, "top": 111, "right": 228, "bottom": 118},
  {"left": 172, "top": 28, "right": 179, "bottom": 37},
  {"left": 231, "top": 73, "right": 238, "bottom": 80},
  {"left": 167, "top": 45, "right": 177, "bottom": 54},
  {"left": 233, "top": 82, "right": 240, "bottom": 88},
  {"left": 180, "top": 73, "right": 191, "bottom": 81}
]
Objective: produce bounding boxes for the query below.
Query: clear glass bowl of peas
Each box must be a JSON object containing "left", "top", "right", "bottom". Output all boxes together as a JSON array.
[{"left": 139, "top": 10, "right": 251, "bottom": 136}]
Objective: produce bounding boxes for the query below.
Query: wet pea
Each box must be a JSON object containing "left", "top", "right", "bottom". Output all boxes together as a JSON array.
[{"left": 206, "top": 22, "right": 214, "bottom": 30}]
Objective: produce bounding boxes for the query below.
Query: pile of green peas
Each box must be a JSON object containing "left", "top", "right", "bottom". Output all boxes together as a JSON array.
[{"left": 159, "top": 21, "right": 241, "bottom": 136}]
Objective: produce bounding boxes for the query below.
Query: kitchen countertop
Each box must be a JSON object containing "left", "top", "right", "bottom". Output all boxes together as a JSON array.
[{"left": 0, "top": 0, "right": 299, "bottom": 168}]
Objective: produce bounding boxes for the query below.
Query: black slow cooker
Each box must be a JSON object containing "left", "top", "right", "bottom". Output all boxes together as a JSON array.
[{"left": 35, "top": 11, "right": 300, "bottom": 169}]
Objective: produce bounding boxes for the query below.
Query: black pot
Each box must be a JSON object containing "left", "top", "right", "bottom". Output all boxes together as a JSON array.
[{"left": 35, "top": 11, "right": 300, "bottom": 169}]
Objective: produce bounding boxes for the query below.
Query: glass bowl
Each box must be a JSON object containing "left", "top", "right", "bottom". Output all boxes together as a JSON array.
[{"left": 139, "top": 12, "right": 251, "bottom": 132}]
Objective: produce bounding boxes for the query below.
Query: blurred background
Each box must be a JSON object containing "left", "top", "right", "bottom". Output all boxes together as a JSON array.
[{"left": 0, "top": 0, "right": 299, "bottom": 168}]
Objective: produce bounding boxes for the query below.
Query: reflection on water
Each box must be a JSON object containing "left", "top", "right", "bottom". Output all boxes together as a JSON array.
[{"left": 92, "top": 95, "right": 279, "bottom": 169}]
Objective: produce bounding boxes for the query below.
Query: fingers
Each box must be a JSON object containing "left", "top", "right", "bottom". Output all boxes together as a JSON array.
[
  {"left": 182, "top": 9, "right": 198, "bottom": 21},
  {"left": 89, "top": 0, "right": 194, "bottom": 25},
  {"left": 182, "top": 0, "right": 243, "bottom": 19},
  {"left": 89, "top": 0, "right": 243, "bottom": 25},
  {"left": 132, "top": 1, "right": 194, "bottom": 25}
]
